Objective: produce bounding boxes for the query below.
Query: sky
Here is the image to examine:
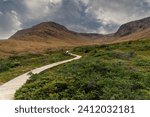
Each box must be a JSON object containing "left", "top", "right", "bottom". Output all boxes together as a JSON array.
[{"left": 0, "top": 0, "right": 150, "bottom": 39}]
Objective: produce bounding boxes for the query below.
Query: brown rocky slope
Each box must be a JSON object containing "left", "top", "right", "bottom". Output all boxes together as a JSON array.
[
  {"left": 0, "top": 17, "right": 150, "bottom": 58},
  {"left": 115, "top": 17, "right": 150, "bottom": 37}
]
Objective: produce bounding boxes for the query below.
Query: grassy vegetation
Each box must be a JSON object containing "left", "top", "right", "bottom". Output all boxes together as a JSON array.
[
  {"left": 15, "top": 39, "right": 150, "bottom": 100},
  {"left": 0, "top": 50, "right": 72, "bottom": 84}
]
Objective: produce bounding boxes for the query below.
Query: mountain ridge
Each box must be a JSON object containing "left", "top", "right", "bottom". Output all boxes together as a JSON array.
[
  {"left": 0, "top": 16, "right": 150, "bottom": 58},
  {"left": 10, "top": 21, "right": 105, "bottom": 40},
  {"left": 115, "top": 17, "right": 150, "bottom": 37},
  {"left": 10, "top": 17, "right": 150, "bottom": 41}
]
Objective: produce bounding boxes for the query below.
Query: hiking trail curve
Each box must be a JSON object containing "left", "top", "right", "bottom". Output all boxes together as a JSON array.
[{"left": 0, "top": 52, "right": 81, "bottom": 100}]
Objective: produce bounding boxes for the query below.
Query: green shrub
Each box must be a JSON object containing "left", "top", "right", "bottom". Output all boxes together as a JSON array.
[{"left": 15, "top": 39, "right": 150, "bottom": 100}]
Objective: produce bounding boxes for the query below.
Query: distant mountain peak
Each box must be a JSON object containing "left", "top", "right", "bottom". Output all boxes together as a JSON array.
[
  {"left": 10, "top": 16, "right": 150, "bottom": 40},
  {"left": 115, "top": 17, "right": 150, "bottom": 37},
  {"left": 32, "top": 21, "right": 68, "bottom": 31},
  {"left": 9, "top": 21, "right": 104, "bottom": 40},
  {"left": 10, "top": 22, "right": 71, "bottom": 39}
]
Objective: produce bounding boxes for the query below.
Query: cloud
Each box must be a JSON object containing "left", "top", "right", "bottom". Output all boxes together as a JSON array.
[
  {"left": 22, "top": 0, "right": 51, "bottom": 20},
  {"left": 0, "top": 10, "right": 21, "bottom": 39},
  {"left": 18, "top": 0, "right": 62, "bottom": 28},
  {"left": 49, "top": 0, "right": 102, "bottom": 33},
  {"left": 85, "top": 0, "right": 150, "bottom": 33},
  {"left": 0, "top": 0, "right": 150, "bottom": 39},
  {"left": 49, "top": 0, "right": 62, "bottom": 4}
]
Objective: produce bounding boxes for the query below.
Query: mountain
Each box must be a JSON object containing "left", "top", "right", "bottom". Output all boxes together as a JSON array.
[
  {"left": 10, "top": 16, "right": 150, "bottom": 41},
  {"left": 10, "top": 22, "right": 70, "bottom": 39},
  {"left": 0, "top": 22, "right": 106, "bottom": 58},
  {"left": 115, "top": 17, "right": 150, "bottom": 37},
  {"left": 10, "top": 22, "right": 104, "bottom": 40},
  {"left": 0, "top": 17, "right": 150, "bottom": 58}
]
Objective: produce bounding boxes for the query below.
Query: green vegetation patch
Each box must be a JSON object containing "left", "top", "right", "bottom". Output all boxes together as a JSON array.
[
  {"left": 0, "top": 50, "right": 72, "bottom": 83},
  {"left": 15, "top": 39, "right": 150, "bottom": 100}
]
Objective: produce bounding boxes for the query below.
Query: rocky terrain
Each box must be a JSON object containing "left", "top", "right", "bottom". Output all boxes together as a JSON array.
[{"left": 115, "top": 17, "right": 150, "bottom": 37}]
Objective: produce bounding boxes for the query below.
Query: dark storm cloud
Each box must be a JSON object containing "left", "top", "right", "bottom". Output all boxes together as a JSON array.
[
  {"left": 50, "top": 0, "right": 102, "bottom": 33},
  {"left": 0, "top": 0, "right": 150, "bottom": 39}
]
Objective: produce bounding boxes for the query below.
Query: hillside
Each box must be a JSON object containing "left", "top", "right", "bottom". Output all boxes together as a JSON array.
[
  {"left": 115, "top": 17, "right": 150, "bottom": 37},
  {"left": 11, "top": 17, "right": 150, "bottom": 40},
  {"left": 0, "top": 16, "right": 150, "bottom": 100},
  {"left": 15, "top": 39, "right": 150, "bottom": 100},
  {"left": 0, "top": 22, "right": 105, "bottom": 58},
  {"left": 10, "top": 22, "right": 104, "bottom": 40},
  {"left": 0, "top": 17, "right": 150, "bottom": 58},
  {"left": 0, "top": 50, "right": 72, "bottom": 84}
]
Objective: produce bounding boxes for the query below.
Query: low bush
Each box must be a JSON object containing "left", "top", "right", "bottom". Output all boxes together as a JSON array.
[{"left": 15, "top": 39, "right": 150, "bottom": 100}]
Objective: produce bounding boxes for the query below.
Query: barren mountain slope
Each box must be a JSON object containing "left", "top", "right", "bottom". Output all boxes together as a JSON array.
[
  {"left": 115, "top": 17, "right": 150, "bottom": 37},
  {"left": 0, "top": 17, "right": 150, "bottom": 58}
]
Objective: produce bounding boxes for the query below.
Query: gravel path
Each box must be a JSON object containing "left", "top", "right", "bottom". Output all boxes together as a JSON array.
[{"left": 0, "top": 52, "right": 81, "bottom": 100}]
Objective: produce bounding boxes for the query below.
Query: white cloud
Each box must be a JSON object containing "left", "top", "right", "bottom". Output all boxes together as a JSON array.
[
  {"left": 85, "top": 0, "right": 150, "bottom": 33},
  {"left": 10, "top": 10, "right": 21, "bottom": 29},
  {"left": 0, "top": 0, "right": 150, "bottom": 39},
  {"left": 0, "top": 11, "right": 21, "bottom": 39},
  {"left": 0, "top": 11, "right": 3, "bottom": 15},
  {"left": 49, "top": 0, "right": 62, "bottom": 4},
  {"left": 19, "top": 0, "right": 62, "bottom": 27},
  {"left": 22, "top": 0, "right": 51, "bottom": 20}
]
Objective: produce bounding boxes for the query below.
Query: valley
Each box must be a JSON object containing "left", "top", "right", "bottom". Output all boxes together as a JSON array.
[
  {"left": 0, "top": 16, "right": 150, "bottom": 100},
  {"left": 1, "top": 17, "right": 150, "bottom": 58}
]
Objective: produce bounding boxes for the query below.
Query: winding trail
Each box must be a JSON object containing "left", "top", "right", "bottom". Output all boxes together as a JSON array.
[{"left": 0, "top": 52, "right": 81, "bottom": 100}]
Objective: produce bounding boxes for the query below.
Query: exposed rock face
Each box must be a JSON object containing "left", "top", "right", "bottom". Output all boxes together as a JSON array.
[{"left": 115, "top": 17, "right": 150, "bottom": 37}]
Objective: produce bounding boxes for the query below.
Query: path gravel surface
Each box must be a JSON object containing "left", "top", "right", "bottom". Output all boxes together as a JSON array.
[{"left": 0, "top": 52, "right": 81, "bottom": 100}]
